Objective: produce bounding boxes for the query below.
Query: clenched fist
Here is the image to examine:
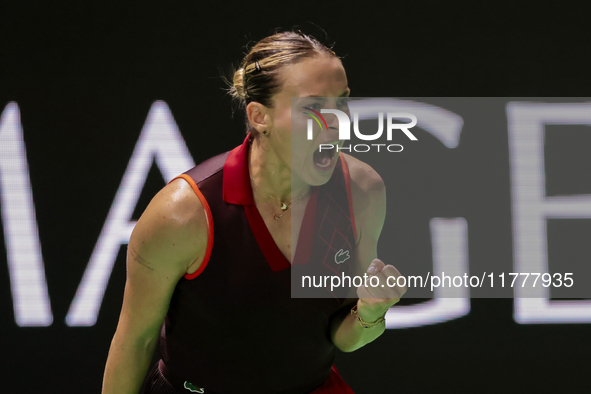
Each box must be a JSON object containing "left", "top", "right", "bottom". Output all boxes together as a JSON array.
[{"left": 356, "top": 258, "right": 407, "bottom": 322}]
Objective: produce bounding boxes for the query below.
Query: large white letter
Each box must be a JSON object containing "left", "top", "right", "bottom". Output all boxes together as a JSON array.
[
  {"left": 508, "top": 102, "right": 591, "bottom": 323},
  {"left": 66, "top": 101, "right": 195, "bottom": 326},
  {"left": 386, "top": 218, "right": 470, "bottom": 328},
  {"left": 0, "top": 102, "right": 53, "bottom": 326}
]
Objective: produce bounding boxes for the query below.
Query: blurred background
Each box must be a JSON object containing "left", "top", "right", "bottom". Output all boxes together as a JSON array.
[{"left": 1, "top": 1, "right": 590, "bottom": 393}]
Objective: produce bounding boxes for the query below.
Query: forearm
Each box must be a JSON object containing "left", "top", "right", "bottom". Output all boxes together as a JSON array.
[
  {"left": 330, "top": 304, "right": 386, "bottom": 353},
  {"left": 102, "top": 330, "right": 158, "bottom": 394}
]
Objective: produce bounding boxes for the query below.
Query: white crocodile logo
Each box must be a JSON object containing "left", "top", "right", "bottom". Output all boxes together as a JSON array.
[
  {"left": 335, "top": 249, "right": 351, "bottom": 264},
  {"left": 184, "top": 381, "right": 204, "bottom": 393}
]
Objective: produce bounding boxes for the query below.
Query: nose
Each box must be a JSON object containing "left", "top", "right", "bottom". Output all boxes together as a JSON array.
[{"left": 326, "top": 110, "right": 339, "bottom": 127}]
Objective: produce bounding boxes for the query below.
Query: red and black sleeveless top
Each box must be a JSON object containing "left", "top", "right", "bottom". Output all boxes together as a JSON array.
[{"left": 159, "top": 133, "right": 357, "bottom": 394}]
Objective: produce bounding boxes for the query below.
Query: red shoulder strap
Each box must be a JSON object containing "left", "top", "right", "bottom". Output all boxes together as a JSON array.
[{"left": 168, "top": 174, "right": 214, "bottom": 280}]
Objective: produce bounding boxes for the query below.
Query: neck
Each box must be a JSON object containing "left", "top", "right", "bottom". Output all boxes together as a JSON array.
[{"left": 248, "top": 135, "right": 310, "bottom": 204}]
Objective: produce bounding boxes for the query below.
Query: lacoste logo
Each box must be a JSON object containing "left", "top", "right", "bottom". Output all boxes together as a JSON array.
[
  {"left": 184, "top": 381, "right": 204, "bottom": 393},
  {"left": 335, "top": 249, "right": 350, "bottom": 264}
]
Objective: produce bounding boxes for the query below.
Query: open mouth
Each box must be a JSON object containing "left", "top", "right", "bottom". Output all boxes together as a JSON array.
[{"left": 313, "top": 145, "right": 337, "bottom": 169}]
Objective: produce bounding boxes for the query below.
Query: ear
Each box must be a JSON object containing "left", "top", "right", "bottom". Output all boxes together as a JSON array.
[{"left": 246, "top": 102, "right": 271, "bottom": 134}]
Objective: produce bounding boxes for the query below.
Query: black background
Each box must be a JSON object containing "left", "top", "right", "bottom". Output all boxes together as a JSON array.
[{"left": 1, "top": 1, "right": 591, "bottom": 393}]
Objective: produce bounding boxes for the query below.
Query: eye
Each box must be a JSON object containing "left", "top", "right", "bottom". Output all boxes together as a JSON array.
[
  {"left": 308, "top": 102, "right": 322, "bottom": 110},
  {"left": 337, "top": 98, "right": 351, "bottom": 109}
]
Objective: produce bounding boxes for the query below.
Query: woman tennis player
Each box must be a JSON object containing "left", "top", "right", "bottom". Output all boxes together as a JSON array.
[{"left": 102, "top": 30, "right": 406, "bottom": 394}]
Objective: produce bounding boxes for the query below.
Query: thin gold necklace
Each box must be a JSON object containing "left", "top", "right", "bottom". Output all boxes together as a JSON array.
[
  {"left": 249, "top": 176, "right": 309, "bottom": 220},
  {"left": 248, "top": 139, "right": 309, "bottom": 220}
]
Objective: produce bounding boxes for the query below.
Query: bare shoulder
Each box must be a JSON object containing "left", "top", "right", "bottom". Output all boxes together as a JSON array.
[
  {"left": 153, "top": 178, "right": 207, "bottom": 225},
  {"left": 341, "top": 152, "right": 386, "bottom": 207},
  {"left": 130, "top": 177, "right": 209, "bottom": 276},
  {"left": 340, "top": 153, "right": 387, "bottom": 243}
]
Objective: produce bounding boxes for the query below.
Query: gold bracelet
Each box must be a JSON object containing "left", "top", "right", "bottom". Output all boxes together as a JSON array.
[{"left": 350, "top": 305, "right": 386, "bottom": 329}]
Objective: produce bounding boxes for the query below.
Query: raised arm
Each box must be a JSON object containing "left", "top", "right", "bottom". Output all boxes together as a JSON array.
[
  {"left": 330, "top": 154, "right": 406, "bottom": 352},
  {"left": 102, "top": 178, "right": 209, "bottom": 394}
]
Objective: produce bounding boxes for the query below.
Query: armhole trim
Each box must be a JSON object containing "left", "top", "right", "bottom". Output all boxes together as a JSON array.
[
  {"left": 168, "top": 174, "right": 214, "bottom": 280},
  {"left": 339, "top": 152, "right": 358, "bottom": 243}
]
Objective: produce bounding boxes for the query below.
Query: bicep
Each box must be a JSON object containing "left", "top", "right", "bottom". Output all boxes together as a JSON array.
[
  {"left": 335, "top": 175, "right": 387, "bottom": 312},
  {"left": 350, "top": 175, "right": 387, "bottom": 278}
]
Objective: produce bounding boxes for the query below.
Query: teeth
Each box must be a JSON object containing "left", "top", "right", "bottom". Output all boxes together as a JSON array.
[
  {"left": 316, "top": 157, "right": 332, "bottom": 167},
  {"left": 314, "top": 142, "right": 339, "bottom": 169}
]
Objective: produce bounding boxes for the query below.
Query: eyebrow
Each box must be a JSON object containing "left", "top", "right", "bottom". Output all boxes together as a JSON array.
[{"left": 304, "top": 89, "right": 351, "bottom": 98}]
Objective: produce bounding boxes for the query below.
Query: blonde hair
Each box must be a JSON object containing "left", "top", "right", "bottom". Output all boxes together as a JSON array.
[{"left": 227, "top": 30, "right": 337, "bottom": 134}]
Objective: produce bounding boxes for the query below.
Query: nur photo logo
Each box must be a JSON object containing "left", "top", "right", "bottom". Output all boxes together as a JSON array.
[{"left": 303, "top": 104, "right": 418, "bottom": 153}]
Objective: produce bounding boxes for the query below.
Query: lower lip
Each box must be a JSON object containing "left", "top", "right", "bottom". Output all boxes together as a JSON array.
[{"left": 313, "top": 151, "right": 338, "bottom": 172}]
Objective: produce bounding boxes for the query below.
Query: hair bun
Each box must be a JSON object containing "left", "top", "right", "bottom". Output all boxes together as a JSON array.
[{"left": 231, "top": 68, "right": 247, "bottom": 101}]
